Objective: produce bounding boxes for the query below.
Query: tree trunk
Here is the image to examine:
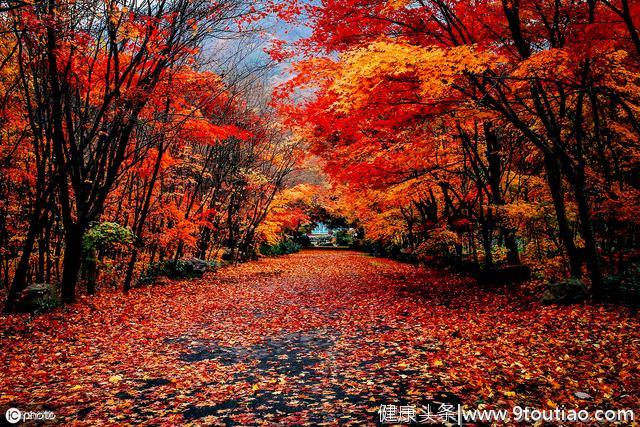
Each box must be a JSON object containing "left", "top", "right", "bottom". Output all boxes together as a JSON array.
[
  {"left": 60, "top": 224, "right": 84, "bottom": 304},
  {"left": 197, "top": 227, "right": 211, "bottom": 259},
  {"left": 484, "top": 123, "right": 520, "bottom": 265},
  {"left": 122, "top": 144, "right": 164, "bottom": 292},
  {"left": 4, "top": 210, "right": 42, "bottom": 312},
  {"left": 543, "top": 153, "right": 582, "bottom": 277},
  {"left": 504, "top": 233, "right": 520, "bottom": 265},
  {"left": 574, "top": 176, "right": 603, "bottom": 301},
  {"left": 454, "top": 243, "right": 463, "bottom": 263},
  {"left": 172, "top": 242, "right": 184, "bottom": 265},
  {"left": 37, "top": 232, "right": 46, "bottom": 283},
  {"left": 123, "top": 248, "right": 138, "bottom": 293},
  {"left": 84, "top": 248, "right": 98, "bottom": 295},
  {"left": 480, "top": 220, "right": 494, "bottom": 268}
]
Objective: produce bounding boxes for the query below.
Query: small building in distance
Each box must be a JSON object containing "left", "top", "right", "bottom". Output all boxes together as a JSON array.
[
  {"left": 311, "top": 223, "right": 330, "bottom": 235},
  {"left": 308, "top": 222, "right": 336, "bottom": 246},
  {"left": 308, "top": 222, "right": 357, "bottom": 247}
]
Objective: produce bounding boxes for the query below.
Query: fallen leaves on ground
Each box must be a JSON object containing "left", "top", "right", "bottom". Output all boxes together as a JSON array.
[{"left": 1, "top": 250, "right": 639, "bottom": 425}]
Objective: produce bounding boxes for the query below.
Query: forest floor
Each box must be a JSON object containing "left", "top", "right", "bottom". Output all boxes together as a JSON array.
[{"left": 1, "top": 250, "right": 639, "bottom": 425}]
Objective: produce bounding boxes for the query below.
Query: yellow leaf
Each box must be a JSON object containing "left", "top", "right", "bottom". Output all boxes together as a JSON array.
[
  {"left": 504, "top": 391, "right": 516, "bottom": 397},
  {"left": 109, "top": 375, "right": 123, "bottom": 384},
  {"left": 69, "top": 385, "right": 83, "bottom": 391}
]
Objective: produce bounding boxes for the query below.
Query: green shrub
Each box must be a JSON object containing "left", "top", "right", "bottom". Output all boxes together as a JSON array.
[
  {"left": 335, "top": 230, "right": 353, "bottom": 246},
  {"left": 542, "top": 277, "right": 588, "bottom": 305},
  {"left": 281, "top": 240, "right": 302, "bottom": 254},
  {"left": 293, "top": 234, "right": 312, "bottom": 248},
  {"left": 604, "top": 264, "right": 640, "bottom": 304},
  {"left": 138, "top": 258, "right": 219, "bottom": 285},
  {"left": 361, "top": 240, "right": 401, "bottom": 258},
  {"left": 34, "top": 292, "right": 61, "bottom": 313},
  {"left": 260, "top": 239, "right": 302, "bottom": 257},
  {"left": 18, "top": 283, "right": 60, "bottom": 314},
  {"left": 83, "top": 222, "right": 134, "bottom": 255}
]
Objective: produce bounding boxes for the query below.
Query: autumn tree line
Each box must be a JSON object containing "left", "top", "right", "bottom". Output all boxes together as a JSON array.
[
  {"left": 277, "top": 0, "right": 640, "bottom": 301},
  {"left": 0, "top": 0, "right": 303, "bottom": 311}
]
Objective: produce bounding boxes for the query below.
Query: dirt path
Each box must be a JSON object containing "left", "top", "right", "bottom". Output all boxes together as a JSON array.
[{"left": 1, "top": 250, "right": 639, "bottom": 425}]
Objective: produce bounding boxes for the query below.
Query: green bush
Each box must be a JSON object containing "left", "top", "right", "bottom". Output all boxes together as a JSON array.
[
  {"left": 17, "top": 283, "right": 60, "bottom": 314},
  {"left": 83, "top": 222, "right": 134, "bottom": 255},
  {"left": 335, "top": 230, "right": 353, "bottom": 246},
  {"left": 604, "top": 264, "right": 640, "bottom": 304},
  {"left": 361, "top": 240, "right": 400, "bottom": 258},
  {"left": 542, "top": 277, "right": 588, "bottom": 305},
  {"left": 260, "top": 239, "right": 302, "bottom": 256},
  {"left": 138, "top": 258, "right": 220, "bottom": 285},
  {"left": 34, "top": 292, "right": 61, "bottom": 313},
  {"left": 293, "top": 234, "right": 312, "bottom": 248}
]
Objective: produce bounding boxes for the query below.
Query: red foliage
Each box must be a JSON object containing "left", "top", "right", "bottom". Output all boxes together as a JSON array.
[{"left": 1, "top": 251, "right": 638, "bottom": 424}]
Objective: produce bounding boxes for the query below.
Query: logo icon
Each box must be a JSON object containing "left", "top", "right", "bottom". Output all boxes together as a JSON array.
[{"left": 5, "top": 407, "right": 21, "bottom": 424}]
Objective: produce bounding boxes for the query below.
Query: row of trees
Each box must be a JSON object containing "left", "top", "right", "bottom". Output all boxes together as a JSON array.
[
  {"left": 0, "top": 0, "right": 300, "bottom": 310},
  {"left": 276, "top": 0, "right": 640, "bottom": 299}
]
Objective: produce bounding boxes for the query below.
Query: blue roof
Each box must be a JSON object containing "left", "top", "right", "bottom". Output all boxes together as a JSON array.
[{"left": 311, "top": 223, "right": 329, "bottom": 235}]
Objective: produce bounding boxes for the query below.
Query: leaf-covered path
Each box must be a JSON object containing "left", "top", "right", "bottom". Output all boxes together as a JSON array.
[{"left": 1, "top": 250, "right": 639, "bottom": 425}]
